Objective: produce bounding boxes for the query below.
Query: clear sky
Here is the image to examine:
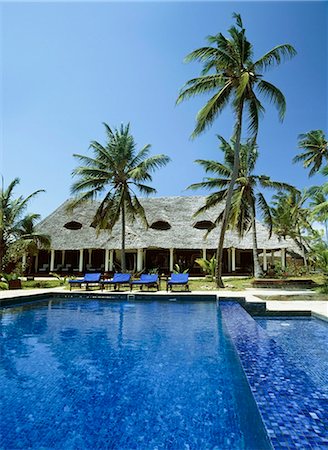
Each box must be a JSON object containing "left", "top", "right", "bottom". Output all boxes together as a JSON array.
[{"left": 1, "top": 1, "right": 327, "bottom": 219}]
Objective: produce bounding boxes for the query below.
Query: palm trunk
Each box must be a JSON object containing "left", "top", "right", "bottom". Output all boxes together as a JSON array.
[
  {"left": 215, "top": 103, "right": 244, "bottom": 288},
  {"left": 121, "top": 203, "right": 126, "bottom": 273},
  {"left": 251, "top": 204, "right": 264, "bottom": 278}
]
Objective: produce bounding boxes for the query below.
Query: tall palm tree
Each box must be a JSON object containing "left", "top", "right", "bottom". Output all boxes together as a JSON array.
[
  {"left": 177, "top": 13, "right": 296, "bottom": 287},
  {"left": 270, "top": 191, "right": 313, "bottom": 268},
  {"left": 293, "top": 130, "right": 328, "bottom": 177},
  {"left": 70, "top": 123, "right": 170, "bottom": 273},
  {"left": 188, "top": 137, "right": 294, "bottom": 277},
  {"left": 0, "top": 178, "right": 45, "bottom": 272}
]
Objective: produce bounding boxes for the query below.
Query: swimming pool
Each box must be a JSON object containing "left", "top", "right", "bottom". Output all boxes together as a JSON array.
[
  {"left": 256, "top": 316, "right": 328, "bottom": 394},
  {"left": 0, "top": 298, "right": 271, "bottom": 449},
  {"left": 221, "top": 302, "right": 328, "bottom": 449}
]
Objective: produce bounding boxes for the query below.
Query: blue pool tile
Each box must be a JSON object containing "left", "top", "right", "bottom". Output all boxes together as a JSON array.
[
  {"left": 0, "top": 298, "right": 271, "bottom": 449},
  {"left": 220, "top": 302, "right": 328, "bottom": 450}
]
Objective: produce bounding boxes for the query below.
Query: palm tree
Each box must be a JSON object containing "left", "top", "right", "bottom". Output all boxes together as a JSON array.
[
  {"left": 270, "top": 191, "right": 313, "bottom": 269},
  {"left": 293, "top": 130, "right": 328, "bottom": 177},
  {"left": 306, "top": 168, "right": 328, "bottom": 243},
  {"left": 0, "top": 178, "right": 45, "bottom": 272},
  {"left": 188, "top": 137, "right": 294, "bottom": 277},
  {"left": 16, "top": 214, "right": 51, "bottom": 276},
  {"left": 177, "top": 13, "right": 296, "bottom": 287},
  {"left": 70, "top": 123, "right": 170, "bottom": 273}
]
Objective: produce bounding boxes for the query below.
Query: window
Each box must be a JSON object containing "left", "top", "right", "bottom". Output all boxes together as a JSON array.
[
  {"left": 150, "top": 221, "right": 171, "bottom": 230},
  {"left": 193, "top": 220, "right": 214, "bottom": 230},
  {"left": 64, "top": 221, "right": 82, "bottom": 230}
]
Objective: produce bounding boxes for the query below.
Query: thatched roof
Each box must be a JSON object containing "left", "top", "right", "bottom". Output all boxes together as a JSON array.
[{"left": 37, "top": 196, "right": 297, "bottom": 252}]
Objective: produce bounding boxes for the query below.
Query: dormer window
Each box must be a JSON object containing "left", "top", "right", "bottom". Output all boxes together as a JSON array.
[
  {"left": 64, "top": 221, "right": 82, "bottom": 230},
  {"left": 193, "top": 220, "right": 214, "bottom": 230},
  {"left": 150, "top": 221, "right": 171, "bottom": 230}
]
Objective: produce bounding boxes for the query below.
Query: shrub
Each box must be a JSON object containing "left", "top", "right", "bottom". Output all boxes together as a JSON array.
[{"left": 0, "top": 281, "right": 8, "bottom": 290}]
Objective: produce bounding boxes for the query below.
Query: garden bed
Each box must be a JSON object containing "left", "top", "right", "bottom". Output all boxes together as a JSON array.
[{"left": 252, "top": 278, "right": 316, "bottom": 289}]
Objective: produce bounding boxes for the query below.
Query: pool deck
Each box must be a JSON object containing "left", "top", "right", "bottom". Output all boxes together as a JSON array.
[{"left": 1, "top": 286, "right": 327, "bottom": 319}]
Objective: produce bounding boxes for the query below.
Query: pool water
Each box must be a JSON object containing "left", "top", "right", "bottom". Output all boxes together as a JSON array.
[
  {"left": 0, "top": 298, "right": 271, "bottom": 449},
  {"left": 256, "top": 316, "right": 328, "bottom": 393}
]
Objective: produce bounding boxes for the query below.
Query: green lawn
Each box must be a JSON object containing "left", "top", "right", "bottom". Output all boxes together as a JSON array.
[
  {"left": 4, "top": 274, "right": 327, "bottom": 298},
  {"left": 188, "top": 277, "right": 254, "bottom": 291},
  {"left": 22, "top": 279, "right": 63, "bottom": 289}
]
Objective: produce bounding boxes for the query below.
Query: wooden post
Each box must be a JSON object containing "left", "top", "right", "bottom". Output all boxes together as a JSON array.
[
  {"left": 50, "top": 250, "right": 55, "bottom": 272},
  {"left": 109, "top": 250, "right": 114, "bottom": 271},
  {"left": 137, "top": 249, "right": 143, "bottom": 272},
  {"left": 104, "top": 249, "right": 109, "bottom": 272},
  {"left": 79, "top": 249, "right": 84, "bottom": 273},
  {"left": 281, "top": 248, "right": 286, "bottom": 269},
  {"left": 231, "top": 248, "right": 236, "bottom": 272},
  {"left": 227, "top": 248, "right": 231, "bottom": 272},
  {"left": 263, "top": 249, "right": 267, "bottom": 271},
  {"left": 169, "top": 248, "right": 174, "bottom": 272}
]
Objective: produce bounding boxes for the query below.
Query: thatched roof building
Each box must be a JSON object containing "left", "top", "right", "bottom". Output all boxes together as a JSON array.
[
  {"left": 35, "top": 196, "right": 297, "bottom": 275},
  {"left": 38, "top": 196, "right": 292, "bottom": 250}
]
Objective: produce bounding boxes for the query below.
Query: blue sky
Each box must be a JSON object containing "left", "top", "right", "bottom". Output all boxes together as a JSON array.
[{"left": 1, "top": 1, "right": 327, "bottom": 219}]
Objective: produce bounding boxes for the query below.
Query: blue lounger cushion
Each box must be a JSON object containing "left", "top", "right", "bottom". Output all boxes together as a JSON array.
[
  {"left": 130, "top": 274, "right": 159, "bottom": 290},
  {"left": 102, "top": 273, "right": 131, "bottom": 284},
  {"left": 69, "top": 273, "right": 101, "bottom": 284},
  {"left": 131, "top": 274, "right": 158, "bottom": 285},
  {"left": 69, "top": 273, "right": 101, "bottom": 290},
  {"left": 167, "top": 273, "right": 189, "bottom": 285},
  {"left": 167, "top": 273, "right": 190, "bottom": 291}
]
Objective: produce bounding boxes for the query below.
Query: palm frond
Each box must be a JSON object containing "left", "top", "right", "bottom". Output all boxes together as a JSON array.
[
  {"left": 245, "top": 94, "right": 264, "bottom": 137},
  {"left": 257, "top": 80, "right": 286, "bottom": 121},
  {"left": 133, "top": 183, "right": 157, "bottom": 196},
  {"left": 194, "top": 190, "right": 227, "bottom": 216},
  {"left": 195, "top": 159, "right": 232, "bottom": 177},
  {"left": 257, "top": 192, "right": 272, "bottom": 237},
  {"left": 192, "top": 82, "right": 233, "bottom": 137},
  {"left": 176, "top": 74, "right": 226, "bottom": 105},
  {"left": 252, "top": 44, "right": 297, "bottom": 72},
  {"left": 188, "top": 178, "right": 230, "bottom": 192}
]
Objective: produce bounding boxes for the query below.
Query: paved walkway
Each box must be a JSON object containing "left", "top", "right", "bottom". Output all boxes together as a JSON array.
[{"left": 0, "top": 286, "right": 327, "bottom": 319}]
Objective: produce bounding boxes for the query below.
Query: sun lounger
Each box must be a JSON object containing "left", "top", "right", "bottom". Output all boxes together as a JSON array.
[
  {"left": 100, "top": 273, "right": 131, "bottom": 291},
  {"left": 166, "top": 273, "right": 190, "bottom": 291},
  {"left": 69, "top": 273, "right": 101, "bottom": 290},
  {"left": 130, "top": 274, "right": 159, "bottom": 291}
]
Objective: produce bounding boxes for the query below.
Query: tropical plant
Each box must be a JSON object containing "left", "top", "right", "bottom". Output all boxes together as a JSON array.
[
  {"left": 307, "top": 185, "right": 328, "bottom": 244},
  {"left": 313, "top": 243, "right": 328, "bottom": 275},
  {"left": 177, "top": 13, "right": 296, "bottom": 287},
  {"left": 195, "top": 256, "right": 217, "bottom": 279},
  {"left": 309, "top": 241, "right": 328, "bottom": 292},
  {"left": 293, "top": 130, "right": 328, "bottom": 177},
  {"left": 0, "top": 178, "right": 46, "bottom": 273},
  {"left": 70, "top": 123, "right": 170, "bottom": 272},
  {"left": 16, "top": 213, "right": 51, "bottom": 275},
  {"left": 189, "top": 137, "right": 295, "bottom": 277},
  {"left": 173, "top": 263, "right": 189, "bottom": 274},
  {"left": 49, "top": 272, "right": 68, "bottom": 286},
  {"left": 270, "top": 191, "right": 313, "bottom": 269}
]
